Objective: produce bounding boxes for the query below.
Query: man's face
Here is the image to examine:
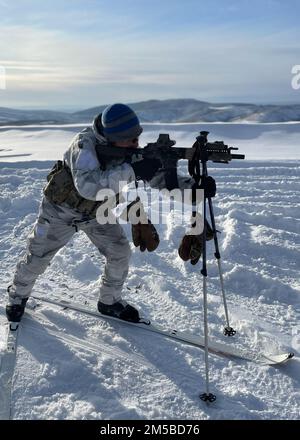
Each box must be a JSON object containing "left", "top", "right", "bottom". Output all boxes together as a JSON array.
[{"left": 114, "top": 137, "right": 139, "bottom": 148}]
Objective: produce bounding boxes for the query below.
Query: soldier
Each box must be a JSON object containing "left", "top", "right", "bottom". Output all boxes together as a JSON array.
[
  {"left": 6, "top": 103, "right": 162, "bottom": 323},
  {"left": 6, "top": 103, "right": 216, "bottom": 324}
]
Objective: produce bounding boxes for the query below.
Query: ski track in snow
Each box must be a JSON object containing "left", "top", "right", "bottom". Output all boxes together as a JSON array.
[{"left": 0, "top": 137, "right": 300, "bottom": 419}]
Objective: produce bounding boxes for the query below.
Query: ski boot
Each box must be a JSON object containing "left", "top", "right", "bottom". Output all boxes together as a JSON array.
[
  {"left": 6, "top": 286, "right": 28, "bottom": 322},
  {"left": 97, "top": 300, "right": 140, "bottom": 323},
  {"left": 6, "top": 297, "right": 28, "bottom": 322}
]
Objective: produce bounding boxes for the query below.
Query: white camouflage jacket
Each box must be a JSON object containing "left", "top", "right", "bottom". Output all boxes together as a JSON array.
[
  {"left": 64, "top": 127, "right": 136, "bottom": 200},
  {"left": 63, "top": 126, "right": 194, "bottom": 202}
]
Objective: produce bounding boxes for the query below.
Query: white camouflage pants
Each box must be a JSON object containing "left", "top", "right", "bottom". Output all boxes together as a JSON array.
[{"left": 9, "top": 198, "right": 131, "bottom": 305}]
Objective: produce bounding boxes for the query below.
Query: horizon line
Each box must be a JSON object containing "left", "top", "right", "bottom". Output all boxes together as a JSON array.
[{"left": 1, "top": 98, "right": 300, "bottom": 113}]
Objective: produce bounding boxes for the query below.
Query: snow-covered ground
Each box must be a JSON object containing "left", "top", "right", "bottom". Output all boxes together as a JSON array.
[
  {"left": 1, "top": 122, "right": 300, "bottom": 162},
  {"left": 0, "top": 123, "right": 299, "bottom": 420}
]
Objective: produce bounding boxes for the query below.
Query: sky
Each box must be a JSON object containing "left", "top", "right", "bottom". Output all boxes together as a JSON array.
[{"left": 0, "top": 0, "right": 300, "bottom": 110}]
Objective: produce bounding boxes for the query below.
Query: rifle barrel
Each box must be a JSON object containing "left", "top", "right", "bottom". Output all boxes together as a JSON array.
[{"left": 231, "top": 154, "right": 245, "bottom": 160}]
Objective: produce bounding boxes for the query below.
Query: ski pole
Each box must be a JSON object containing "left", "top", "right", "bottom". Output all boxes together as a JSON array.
[
  {"left": 199, "top": 194, "right": 216, "bottom": 403},
  {"left": 207, "top": 197, "right": 236, "bottom": 337}
]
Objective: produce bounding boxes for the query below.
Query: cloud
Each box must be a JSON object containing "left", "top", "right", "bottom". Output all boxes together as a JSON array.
[{"left": 0, "top": 20, "right": 299, "bottom": 106}]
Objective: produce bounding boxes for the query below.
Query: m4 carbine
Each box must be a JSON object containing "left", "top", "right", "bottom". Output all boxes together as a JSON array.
[
  {"left": 99, "top": 130, "right": 244, "bottom": 163},
  {"left": 97, "top": 131, "right": 245, "bottom": 184}
]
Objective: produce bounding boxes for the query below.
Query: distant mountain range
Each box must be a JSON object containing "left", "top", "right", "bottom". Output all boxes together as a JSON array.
[{"left": 1, "top": 99, "right": 300, "bottom": 125}]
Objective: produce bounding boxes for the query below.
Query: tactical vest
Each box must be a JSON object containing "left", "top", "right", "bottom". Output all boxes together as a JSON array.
[{"left": 43, "top": 161, "right": 103, "bottom": 217}]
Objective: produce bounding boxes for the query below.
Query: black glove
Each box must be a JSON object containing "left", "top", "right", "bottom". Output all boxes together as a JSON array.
[
  {"left": 199, "top": 176, "right": 216, "bottom": 198},
  {"left": 131, "top": 158, "right": 161, "bottom": 181}
]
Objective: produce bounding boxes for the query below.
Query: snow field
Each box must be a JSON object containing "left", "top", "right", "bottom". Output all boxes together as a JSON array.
[{"left": 0, "top": 154, "right": 299, "bottom": 419}]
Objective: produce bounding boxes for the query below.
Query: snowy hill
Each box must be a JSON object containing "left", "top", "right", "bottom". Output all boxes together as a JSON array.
[
  {"left": 0, "top": 107, "right": 73, "bottom": 125},
  {"left": 72, "top": 99, "right": 300, "bottom": 123},
  {"left": 2, "top": 99, "right": 300, "bottom": 125}
]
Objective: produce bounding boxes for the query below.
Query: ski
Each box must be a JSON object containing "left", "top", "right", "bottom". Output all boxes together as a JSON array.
[
  {"left": 0, "top": 322, "right": 19, "bottom": 420},
  {"left": 31, "top": 294, "right": 294, "bottom": 366}
]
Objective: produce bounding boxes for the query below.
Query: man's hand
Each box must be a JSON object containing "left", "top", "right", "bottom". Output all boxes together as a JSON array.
[
  {"left": 132, "top": 221, "right": 160, "bottom": 252},
  {"left": 131, "top": 158, "right": 161, "bottom": 181}
]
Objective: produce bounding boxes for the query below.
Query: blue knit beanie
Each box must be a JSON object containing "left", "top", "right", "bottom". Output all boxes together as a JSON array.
[{"left": 101, "top": 103, "right": 143, "bottom": 142}]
